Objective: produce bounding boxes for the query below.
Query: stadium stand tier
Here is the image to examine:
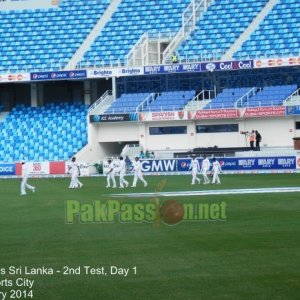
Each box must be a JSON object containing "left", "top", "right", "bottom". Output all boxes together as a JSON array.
[
  {"left": 0, "top": 0, "right": 110, "bottom": 73},
  {"left": 146, "top": 90, "right": 196, "bottom": 112},
  {"left": 0, "top": 103, "right": 87, "bottom": 162},
  {"left": 177, "top": 0, "right": 269, "bottom": 60},
  {"left": 0, "top": 0, "right": 299, "bottom": 70},
  {"left": 243, "top": 85, "right": 298, "bottom": 107},
  {"left": 204, "top": 88, "right": 253, "bottom": 109},
  {"left": 104, "top": 90, "right": 196, "bottom": 113},
  {"left": 203, "top": 85, "right": 298, "bottom": 109},
  {"left": 234, "top": 0, "right": 300, "bottom": 59},
  {"left": 81, "top": 0, "right": 191, "bottom": 66},
  {"left": 105, "top": 93, "right": 150, "bottom": 114}
]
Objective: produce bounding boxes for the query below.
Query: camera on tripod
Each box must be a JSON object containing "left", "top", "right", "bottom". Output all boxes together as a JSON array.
[{"left": 240, "top": 131, "right": 249, "bottom": 135}]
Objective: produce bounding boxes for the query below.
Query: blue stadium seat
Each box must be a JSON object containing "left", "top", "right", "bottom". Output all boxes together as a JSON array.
[{"left": 0, "top": 103, "right": 88, "bottom": 161}]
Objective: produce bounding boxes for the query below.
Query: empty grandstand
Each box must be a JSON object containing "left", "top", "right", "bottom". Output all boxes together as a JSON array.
[{"left": 0, "top": 0, "right": 299, "bottom": 161}]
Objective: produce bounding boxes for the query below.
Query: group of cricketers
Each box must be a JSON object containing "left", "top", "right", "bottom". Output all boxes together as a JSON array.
[
  {"left": 190, "top": 155, "right": 222, "bottom": 185},
  {"left": 20, "top": 155, "right": 221, "bottom": 195},
  {"left": 103, "top": 154, "right": 221, "bottom": 189},
  {"left": 105, "top": 156, "right": 147, "bottom": 188},
  {"left": 67, "top": 155, "right": 221, "bottom": 190}
]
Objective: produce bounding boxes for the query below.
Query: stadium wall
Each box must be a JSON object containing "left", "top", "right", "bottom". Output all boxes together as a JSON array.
[
  {"left": 1, "top": 156, "right": 300, "bottom": 177},
  {"left": 88, "top": 117, "right": 297, "bottom": 157},
  {"left": 98, "top": 122, "right": 139, "bottom": 142}
]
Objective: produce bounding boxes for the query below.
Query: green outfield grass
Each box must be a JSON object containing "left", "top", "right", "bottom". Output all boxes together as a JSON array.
[{"left": 0, "top": 174, "right": 300, "bottom": 300}]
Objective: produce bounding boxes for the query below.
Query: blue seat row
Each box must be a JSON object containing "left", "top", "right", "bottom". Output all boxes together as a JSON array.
[{"left": 204, "top": 85, "right": 297, "bottom": 109}]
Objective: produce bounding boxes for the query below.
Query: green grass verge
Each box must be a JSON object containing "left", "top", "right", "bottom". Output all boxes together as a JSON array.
[{"left": 0, "top": 174, "right": 299, "bottom": 300}]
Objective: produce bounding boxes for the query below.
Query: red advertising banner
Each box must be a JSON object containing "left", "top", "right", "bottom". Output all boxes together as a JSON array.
[
  {"left": 50, "top": 161, "right": 66, "bottom": 174},
  {"left": 139, "top": 111, "right": 187, "bottom": 122},
  {"left": 254, "top": 56, "right": 300, "bottom": 69},
  {"left": 240, "top": 106, "right": 286, "bottom": 118},
  {"left": 15, "top": 163, "right": 22, "bottom": 176},
  {"left": 188, "top": 109, "right": 239, "bottom": 120},
  {"left": 137, "top": 106, "right": 289, "bottom": 122},
  {"left": 15, "top": 162, "right": 50, "bottom": 175},
  {"left": 0, "top": 73, "right": 30, "bottom": 83}
]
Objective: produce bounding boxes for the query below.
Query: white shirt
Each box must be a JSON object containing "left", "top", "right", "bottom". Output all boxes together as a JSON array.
[
  {"left": 119, "top": 160, "right": 126, "bottom": 174},
  {"left": 212, "top": 161, "right": 221, "bottom": 173},
  {"left": 107, "top": 162, "right": 115, "bottom": 175},
  {"left": 22, "top": 163, "right": 30, "bottom": 177},
  {"left": 70, "top": 162, "right": 79, "bottom": 177},
  {"left": 133, "top": 160, "right": 142, "bottom": 174},
  {"left": 202, "top": 158, "right": 211, "bottom": 170},
  {"left": 190, "top": 159, "right": 200, "bottom": 172}
]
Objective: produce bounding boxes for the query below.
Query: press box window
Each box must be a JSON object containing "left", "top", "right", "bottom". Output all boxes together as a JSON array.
[
  {"left": 196, "top": 124, "right": 239, "bottom": 133},
  {"left": 295, "top": 122, "right": 300, "bottom": 130},
  {"left": 149, "top": 126, "right": 187, "bottom": 135}
]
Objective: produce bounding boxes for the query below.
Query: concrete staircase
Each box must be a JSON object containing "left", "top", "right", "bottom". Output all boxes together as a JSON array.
[
  {"left": 88, "top": 90, "right": 114, "bottom": 115},
  {"left": 184, "top": 90, "right": 215, "bottom": 110},
  {"left": 163, "top": 0, "right": 213, "bottom": 64}
]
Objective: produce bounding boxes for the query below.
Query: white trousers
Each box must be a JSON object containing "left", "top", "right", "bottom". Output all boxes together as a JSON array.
[
  {"left": 191, "top": 170, "right": 200, "bottom": 184},
  {"left": 69, "top": 174, "right": 83, "bottom": 188},
  {"left": 132, "top": 172, "right": 147, "bottom": 187},
  {"left": 106, "top": 173, "right": 116, "bottom": 187},
  {"left": 21, "top": 176, "right": 35, "bottom": 195},
  {"left": 202, "top": 168, "right": 210, "bottom": 183},
  {"left": 212, "top": 172, "right": 221, "bottom": 184},
  {"left": 119, "top": 172, "right": 128, "bottom": 187}
]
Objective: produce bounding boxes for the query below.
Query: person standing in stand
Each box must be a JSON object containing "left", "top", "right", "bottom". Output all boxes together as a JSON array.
[
  {"left": 255, "top": 130, "right": 262, "bottom": 151},
  {"left": 249, "top": 130, "right": 255, "bottom": 150}
]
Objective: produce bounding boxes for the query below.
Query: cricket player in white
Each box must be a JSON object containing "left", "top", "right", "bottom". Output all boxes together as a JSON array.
[
  {"left": 201, "top": 155, "right": 211, "bottom": 184},
  {"left": 132, "top": 157, "right": 147, "bottom": 187},
  {"left": 212, "top": 158, "right": 222, "bottom": 184},
  {"left": 189, "top": 155, "right": 201, "bottom": 185},
  {"left": 118, "top": 156, "right": 129, "bottom": 188},
  {"left": 106, "top": 159, "right": 117, "bottom": 188},
  {"left": 69, "top": 157, "right": 83, "bottom": 189},
  {"left": 20, "top": 161, "right": 35, "bottom": 195}
]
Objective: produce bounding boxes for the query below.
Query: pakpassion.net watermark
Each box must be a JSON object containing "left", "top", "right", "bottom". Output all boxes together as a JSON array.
[{"left": 65, "top": 199, "right": 227, "bottom": 225}]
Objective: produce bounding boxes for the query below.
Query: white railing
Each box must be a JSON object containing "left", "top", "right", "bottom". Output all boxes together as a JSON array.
[
  {"left": 283, "top": 87, "right": 300, "bottom": 105},
  {"left": 185, "top": 89, "right": 216, "bottom": 110},
  {"left": 88, "top": 90, "right": 112, "bottom": 113},
  {"left": 121, "top": 144, "right": 140, "bottom": 158},
  {"left": 136, "top": 93, "right": 156, "bottom": 111},
  {"left": 162, "top": 0, "right": 211, "bottom": 64},
  {"left": 235, "top": 87, "right": 257, "bottom": 107},
  {"left": 193, "top": 89, "right": 215, "bottom": 102},
  {"left": 126, "top": 32, "right": 148, "bottom": 65},
  {"left": 126, "top": 31, "right": 176, "bottom": 66}
]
